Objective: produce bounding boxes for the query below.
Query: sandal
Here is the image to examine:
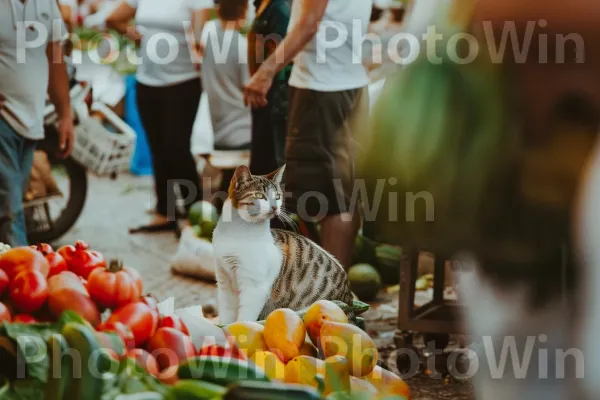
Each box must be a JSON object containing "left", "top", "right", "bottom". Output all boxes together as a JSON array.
[{"left": 129, "top": 221, "right": 178, "bottom": 234}]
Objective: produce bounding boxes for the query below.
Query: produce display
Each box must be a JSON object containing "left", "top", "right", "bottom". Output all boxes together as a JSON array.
[
  {"left": 188, "top": 201, "right": 220, "bottom": 240},
  {"left": 0, "top": 241, "right": 409, "bottom": 399}
]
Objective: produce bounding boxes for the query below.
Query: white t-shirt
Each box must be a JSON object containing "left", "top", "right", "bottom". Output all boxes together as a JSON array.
[
  {"left": 201, "top": 20, "right": 251, "bottom": 148},
  {"left": 288, "top": 0, "right": 372, "bottom": 92},
  {"left": 0, "top": 0, "right": 68, "bottom": 139},
  {"left": 126, "top": 0, "right": 212, "bottom": 87}
]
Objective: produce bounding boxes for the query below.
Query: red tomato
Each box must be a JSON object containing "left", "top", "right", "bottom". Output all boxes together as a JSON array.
[
  {"left": 141, "top": 294, "right": 159, "bottom": 314},
  {"left": 158, "top": 365, "right": 179, "bottom": 385},
  {"left": 9, "top": 270, "right": 49, "bottom": 313},
  {"left": 0, "top": 302, "right": 12, "bottom": 324},
  {"left": 48, "top": 271, "right": 87, "bottom": 295},
  {"left": 105, "top": 302, "right": 158, "bottom": 347},
  {"left": 127, "top": 348, "right": 159, "bottom": 377},
  {"left": 147, "top": 327, "right": 195, "bottom": 370},
  {"left": 33, "top": 244, "right": 68, "bottom": 278},
  {"left": 100, "top": 321, "right": 136, "bottom": 350},
  {"left": 57, "top": 241, "right": 105, "bottom": 279},
  {"left": 197, "top": 344, "right": 247, "bottom": 360},
  {"left": 158, "top": 315, "right": 189, "bottom": 335},
  {"left": 87, "top": 260, "right": 143, "bottom": 309},
  {"left": 13, "top": 314, "right": 37, "bottom": 323},
  {"left": 0, "top": 247, "right": 50, "bottom": 279},
  {"left": 48, "top": 288, "right": 100, "bottom": 326},
  {"left": 0, "top": 269, "right": 9, "bottom": 297}
]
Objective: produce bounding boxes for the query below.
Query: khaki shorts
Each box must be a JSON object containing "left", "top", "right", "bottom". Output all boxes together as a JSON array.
[{"left": 284, "top": 87, "right": 368, "bottom": 219}]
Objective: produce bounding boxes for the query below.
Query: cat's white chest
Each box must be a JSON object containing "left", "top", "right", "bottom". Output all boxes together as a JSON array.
[{"left": 213, "top": 220, "right": 282, "bottom": 284}]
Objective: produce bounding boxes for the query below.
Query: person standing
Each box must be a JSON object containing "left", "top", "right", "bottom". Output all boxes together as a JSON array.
[
  {"left": 107, "top": 0, "right": 213, "bottom": 233},
  {"left": 0, "top": 0, "right": 74, "bottom": 246},
  {"left": 247, "top": 0, "right": 291, "bottom": 175},
  {"left": 244, "top": 0, "right": 372, "bottom": 268}
]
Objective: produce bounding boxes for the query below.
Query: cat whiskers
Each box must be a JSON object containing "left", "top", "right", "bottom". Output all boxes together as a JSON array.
[{"left": 278, "top": 208, "right": 299, "bottom": 232}]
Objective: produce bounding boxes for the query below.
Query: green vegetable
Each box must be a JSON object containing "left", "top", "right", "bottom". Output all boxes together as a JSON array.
[
  {"left": 44, "top": 334, "right": 72, "bottom": 400},
  {"left": 188, "top": 201, "right": 219, "bottom": 239},
  {"left": 178, "top": 357, "right": 269, "bottom": 386},
  {"left": 61, "top": 323, "right": 110, "bottom": 400},
  {"left": 166, "top": 380, "right": 226, "bottom": 400},
  {"left": 224, "top": 381, "right": 320, "bottom": 400}
]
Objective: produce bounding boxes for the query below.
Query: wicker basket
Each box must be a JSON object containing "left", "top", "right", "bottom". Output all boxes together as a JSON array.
[{"left": 72, "top": 102, "right": 136, "bottom": 176}]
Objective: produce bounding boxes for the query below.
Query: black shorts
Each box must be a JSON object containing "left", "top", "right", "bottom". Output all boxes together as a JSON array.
[{"left": 285, "top": 87, "right": 367, "bottom": 219}]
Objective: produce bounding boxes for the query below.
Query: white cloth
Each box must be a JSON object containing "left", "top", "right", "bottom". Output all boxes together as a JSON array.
[
  {"left": 288, "top": 0, "right": 372, "bottom": 92},
  {"left": 0, "top": 0, "right": 68, "bottom": 139},
  {"left": 126, "top": 0, "right": 212, "bottom": 87},
  {"left": 200, "top": 20, "right": 251, "bottom": 149}
]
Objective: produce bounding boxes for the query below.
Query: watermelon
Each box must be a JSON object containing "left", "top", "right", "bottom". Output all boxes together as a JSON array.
[
  {"left": 188, "top": 201, "right": 219, "bottom": 240},
  {"left": 375, "top": 245, "right": 402, "bottom": 285},
  {"left": 352, "top": 234, "right": 377, "bottom": 265},
  {"left": 348, "top": 264, "right": 382, "bottom": 301}
]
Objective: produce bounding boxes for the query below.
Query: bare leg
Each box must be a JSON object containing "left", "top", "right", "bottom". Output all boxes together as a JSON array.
[{"left": 320, "top": 212, "right": 360, "bottom": 269}]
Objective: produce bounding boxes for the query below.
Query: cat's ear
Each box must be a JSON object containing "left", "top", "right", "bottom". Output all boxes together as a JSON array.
[
  {"left": 231, "top": 165, "right": 253, "bottom": 189},
  {"left": 266, "top": 165, "right": 286, "bottom": 186}
]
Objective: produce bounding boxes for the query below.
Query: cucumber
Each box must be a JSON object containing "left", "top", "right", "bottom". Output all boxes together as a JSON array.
[
  {"left": 62, "top": 322, "right": 112, "bottom": 400},
  {"left": 166, "top": 380, "right": 226, "bottom": 400},
  {"left": 44, "top": 334, "right": 72, "bottom": 400},
  {"left": 178, "top": 356, "right": 269, "bottom": 386},
  {"left": 223, "top": 381, "right": 320, "bottom": 400}
]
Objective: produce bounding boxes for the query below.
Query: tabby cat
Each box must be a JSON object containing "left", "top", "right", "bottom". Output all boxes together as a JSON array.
[{"left": 212, "top": 165, "right": 353, "bottom": 324}]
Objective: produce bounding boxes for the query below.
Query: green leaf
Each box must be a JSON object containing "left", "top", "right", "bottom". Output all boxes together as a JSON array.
[
  {"left": 4, "top": 323, "right": 55, "bottom": 383},
  {"left": 10, "top": 378, "right": 46, "bottom": 400}
]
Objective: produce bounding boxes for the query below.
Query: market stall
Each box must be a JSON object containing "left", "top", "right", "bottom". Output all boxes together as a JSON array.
[{"left": 0, "top": 242, "right": 409, "bottom": 400}]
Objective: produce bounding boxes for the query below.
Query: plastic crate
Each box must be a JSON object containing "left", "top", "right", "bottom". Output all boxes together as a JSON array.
[{"left": 72, "top": 102, "right": 136, "bottom": 176}]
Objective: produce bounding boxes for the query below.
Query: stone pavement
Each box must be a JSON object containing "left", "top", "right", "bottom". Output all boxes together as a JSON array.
[{"left": 56, "top": 173, "right": 474, "bottom": 400}]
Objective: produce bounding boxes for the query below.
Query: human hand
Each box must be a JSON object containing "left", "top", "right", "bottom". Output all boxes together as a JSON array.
[
  {"left": 57, "top": 116, "right": 75, "bottom": 158},
  {"left": 243, "top": 67, "right": 275, "bottom": 108}
]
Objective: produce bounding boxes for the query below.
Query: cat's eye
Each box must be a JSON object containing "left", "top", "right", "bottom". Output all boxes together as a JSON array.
[
  {"left": 275, "top": 193, "right": 281, "bottom": 200},
  {"left": 254, "top": 193, "right": 265, "bottom": 200}
]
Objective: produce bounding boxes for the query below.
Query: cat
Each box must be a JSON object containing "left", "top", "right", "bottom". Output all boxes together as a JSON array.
[{"left": 212, "top": 165, "right": 354, "bottom": 324}]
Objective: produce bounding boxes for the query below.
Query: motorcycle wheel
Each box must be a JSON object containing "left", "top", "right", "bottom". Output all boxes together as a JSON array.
[{"left": 26, "top": 155, "right": 88, "bottom": 244}]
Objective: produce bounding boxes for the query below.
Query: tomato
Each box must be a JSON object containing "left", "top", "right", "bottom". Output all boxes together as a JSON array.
[
  {"left": 33, "top": 244, "right": 68, "bottom": 278},
  {"left": 0, "top": 302, "right": 12, "bottom": 324},
  {"left": 157, "top": 315, "right": 189, "bottom": 335},
  {"left": 9, "top": 270, "right": 49, "bottom": 313},
  {"left": 147, "top": 327, "right": 195, "bottom": 370},
  {"left": 58, "top": 241, "right": 105, "bottom": 279},
  {"left": 48, "top": 288, "right": 101, "bottom": 327},
  {"left": 100, "top": 321, "right": 135, "bottom": 350},
  {"left": 197, "top": 343, "right": 247, "bottom": 360},
  {"left": 87, "top": 260, "right": 143, "bottom": 309},
  {"left": 105, "top": 302, "right": 158, "bottom": 347},
  {"left": 0, "top": 247, "right": 50, "bottom": 279},
  {"left": 48, "top": 271, "right": 87, "bottom": 295},
  {"left": 141, "top": 294, "right": 159, "bottom": 314},
  {"left": 127, "top": 348, "right": 159, "bottom": 377},
  {"left": 0, "top": 269, "right": 9, "bottom": 296},
  {"left": 158, "top": 365, "right": 179, "bottom": 385},
  {"left": 13, "top": 314, "right": 37, "bottom": 323}
]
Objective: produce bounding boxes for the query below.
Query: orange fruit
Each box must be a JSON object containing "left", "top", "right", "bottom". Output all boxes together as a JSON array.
[
  {"left": 303, "top": 300, "right": 348, "bottom": 345},
  {"left": 225, "top": 321, "right": 267, "bottom": 357},
  {"left": 323, "top": 355, "right": 351, "bottom": 395},
  {"left": 365, "top": 365, "right": 408, "bottom": 393},
  {"left": 263, "top": 308, "right": 306, "bottom": 363},
  {"left": 284, "top": 355, "right": 325, "bottom": 389},
  {"left": 251, "top": 350, "right": 286, "bottom": 381},
  {"left": 320, "top": 321, "right": 378, "bottom": 377},
  {"left": 350, "top": 375, "right": 379, "bottom": 396},
  {"left": 299, "top": 341, "right": 319, "bottom": 358}
]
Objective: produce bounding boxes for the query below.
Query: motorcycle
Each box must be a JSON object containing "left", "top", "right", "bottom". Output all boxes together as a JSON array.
[{"left": 24, "top": 77, "right": 91, "bottom": 244}]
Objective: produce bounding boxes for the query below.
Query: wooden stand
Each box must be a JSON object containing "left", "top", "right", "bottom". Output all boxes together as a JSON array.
[{"left": 394, "top": 249, "right": 466, "bottom": 353}]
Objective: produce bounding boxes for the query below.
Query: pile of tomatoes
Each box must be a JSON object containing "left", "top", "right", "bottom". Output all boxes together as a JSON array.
[{"left": 0, "top": 240, "right": 244, "bottom": 384}]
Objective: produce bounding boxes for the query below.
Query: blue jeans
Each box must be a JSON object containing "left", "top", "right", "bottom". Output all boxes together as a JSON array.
[{"left": 0, "top": 118, "right": 36, "bottom": 246}]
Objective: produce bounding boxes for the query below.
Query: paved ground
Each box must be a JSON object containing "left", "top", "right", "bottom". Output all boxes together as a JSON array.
[{"left": 55, "top": 173, "right": 474, "bottom": 399}]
